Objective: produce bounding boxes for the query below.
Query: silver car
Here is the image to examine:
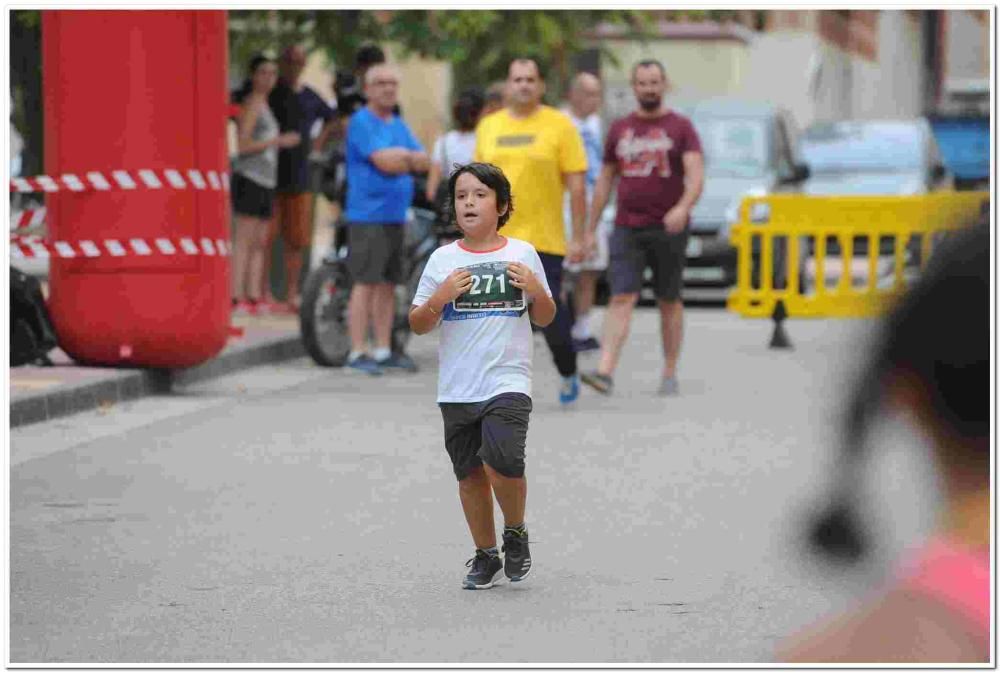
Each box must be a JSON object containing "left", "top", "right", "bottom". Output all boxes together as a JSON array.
[
  {"left": 677, "top": 99, "right": 811, "bottom": 287},
  {"left": 799, "top": 119, "right": 952, "bottom": 289},
  {"left": 801, "top": 118, "right": 950, "bottom": 196}
]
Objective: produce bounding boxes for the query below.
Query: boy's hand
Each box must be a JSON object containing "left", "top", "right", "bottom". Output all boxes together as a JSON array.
[
  {"left": 432, "top": 269, "right": 474, "bottom": 306},
  {"left": 507, "top": 262, "right": 545, "bottom": 300}
]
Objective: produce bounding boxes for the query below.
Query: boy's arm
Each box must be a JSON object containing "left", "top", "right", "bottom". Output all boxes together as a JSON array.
[
  {"left": 410, "top": 266, "right": 473, "bottom": 335},
  {"left": 528, "top": 290, "right": 556, "bottom": 327},
  {"left": 409, "top": 300, "right": 444, "bottom": 335}
]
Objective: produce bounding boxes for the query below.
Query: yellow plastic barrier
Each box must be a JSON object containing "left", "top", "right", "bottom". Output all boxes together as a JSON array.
[{"left": 726, "top": 192, "right": 989, "bottom": 320}]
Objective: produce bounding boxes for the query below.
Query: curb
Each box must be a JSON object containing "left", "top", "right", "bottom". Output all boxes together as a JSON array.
[{"left": 10, "top": 333, "right": 304, "bottom": 429}]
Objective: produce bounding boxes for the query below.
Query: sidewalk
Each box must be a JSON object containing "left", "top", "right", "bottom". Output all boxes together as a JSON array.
[{"left": 9, "top": 312, "right": 303, "bottom": 428}]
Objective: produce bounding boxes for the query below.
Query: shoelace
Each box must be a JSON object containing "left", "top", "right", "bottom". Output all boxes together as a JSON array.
[
  {"left": 502, "top": 530, "right": 529, "bottom": 554},
  {"left": 466, "top": 550, "right": 497, "bottom": 571}
]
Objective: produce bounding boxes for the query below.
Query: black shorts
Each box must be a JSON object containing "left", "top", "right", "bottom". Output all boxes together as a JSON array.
[
  {"left": 609, "top": 225, "right": 688, "bottom": 301},
  {"left": 346, "top": 223, "right": 404, "bottom": 285},
  {"left": 231, "top": 173, "right": 274, "bottom": 219},
  {"left": 439, "top": 393, "right": 533, "bottom": 480}
]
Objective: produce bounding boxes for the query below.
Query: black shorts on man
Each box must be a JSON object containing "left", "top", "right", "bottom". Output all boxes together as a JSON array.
[
  {"left": 345, "top": 223, "right": 404, "bottom": 285},
  {"left": 608, "top": 224, "right": 688, "bottom": 301},
  {"left": 439, "top": 393, "right": 532, "bottom": 480}
]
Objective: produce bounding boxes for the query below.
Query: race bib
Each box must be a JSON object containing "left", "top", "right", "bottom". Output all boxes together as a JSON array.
[{"left": 453, "top": 261, "right": 525, "bottom": 312}]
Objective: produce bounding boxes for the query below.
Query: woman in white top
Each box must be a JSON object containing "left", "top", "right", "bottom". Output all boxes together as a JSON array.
[{"left": 425, "top": 88, "right": 485, "bottom": 207}]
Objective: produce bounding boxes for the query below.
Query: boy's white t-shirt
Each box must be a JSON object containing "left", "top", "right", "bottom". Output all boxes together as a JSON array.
[{"left": 412, "top": 236, "right": 552, "bottom": 403}]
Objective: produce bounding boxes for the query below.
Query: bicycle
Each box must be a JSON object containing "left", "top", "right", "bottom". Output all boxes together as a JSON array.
[{"left": 299, "top": 204, "right": 456, "bottom": 367}]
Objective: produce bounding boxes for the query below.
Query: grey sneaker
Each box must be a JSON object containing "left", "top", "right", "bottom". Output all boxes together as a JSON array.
[
  {"left": 501, "top": 527, "right": 532, "bottom": 582},
  {"left": 580, "top": 371, "right": 613, "bottom": 395},
  {"left": 658, "top": 376, "right": 679, "bottom": 396},
  {"left": 463, "top": 549, "right": 503, "bottom": 590}
]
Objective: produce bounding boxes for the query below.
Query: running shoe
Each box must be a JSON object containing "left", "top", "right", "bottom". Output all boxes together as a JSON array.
[
  {"left": 572, "top": 337, "right": 601, "bottom": 353},
  {"left": 346, "top": 355, "right": 384, "bottom": 376},
  {"left": 501, "top": 527, "right": 532, "bottom": 582},
  {"left": 375, "top": 352, "right": 419, "bottom": 373},
  {"left": 559, "top": 374, "right": 580, "bottom": 405},
  {"left": 463, "top": 549, "right": 503, "bottom": 590},
  {"left": 657, "top": 376, "right": 679, "bottom": 396},
  {"left": 580, "top": 371, "right": 614, "bottom": 395}
]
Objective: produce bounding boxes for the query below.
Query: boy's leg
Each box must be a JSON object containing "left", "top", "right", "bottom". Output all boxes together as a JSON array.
[
  {"left": 478, "top": 392, "right": 531, "bottom": 525},
  {"left": 483, "top": 464, "right": 526, "bottom": 527},
  {"left": 458, "top": 467, "right": 496, "bottom": 549},
  {"left": 441, "top": 403, "right": 495, "bottom": 548},
  {"left": 477, "top": 393, "right": 534, "bottom": 581}
]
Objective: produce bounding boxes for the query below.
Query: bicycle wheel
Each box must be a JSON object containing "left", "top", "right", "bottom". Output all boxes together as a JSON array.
[{"left": 300, "top": 262, "right": 352, "bottom": 367}]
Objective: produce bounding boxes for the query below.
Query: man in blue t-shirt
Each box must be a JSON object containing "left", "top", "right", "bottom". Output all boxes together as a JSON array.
[{"left": 344, "top": 63, "right": 429, "bottom": 375}]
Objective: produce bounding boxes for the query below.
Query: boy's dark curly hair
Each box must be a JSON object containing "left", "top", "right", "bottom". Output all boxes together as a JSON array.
[{"left": 446, "top": 162, "right": 515, "bottom": 230}]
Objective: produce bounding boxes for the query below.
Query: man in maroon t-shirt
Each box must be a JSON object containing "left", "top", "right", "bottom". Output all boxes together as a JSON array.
[{"left": 580, "top": 59, "right": 704, "bottom": 397}]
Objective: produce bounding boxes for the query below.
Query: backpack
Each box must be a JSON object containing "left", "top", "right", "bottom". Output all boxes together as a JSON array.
[{"left": 10, "top": 265, "right": 58, "bottom": 366}]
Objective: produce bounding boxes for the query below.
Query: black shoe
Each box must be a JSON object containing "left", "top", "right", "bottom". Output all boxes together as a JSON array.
[
  {"left": 502, "top": 527, "right": 532, "bottom": 582},
  {"left": 463, "top": 549, "right": 503, "bottom": 590},
  {"left": 572, "top": 336, "right": 600, "bottom": 353}
]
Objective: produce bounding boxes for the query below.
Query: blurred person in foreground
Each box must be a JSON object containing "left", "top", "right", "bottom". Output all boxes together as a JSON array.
[
  {"left": 474, "top": 57, "right": 588, "bottom": 406},
  {"left": 262, "top": 44, "right": 338, "bottom": 313},
  {"left": 425, "top": 88, "right": 485, "bottom": 214},
  {"left": 560, "top": 71, "right": 607, "bottom": 353},
  {"left": 342, "top": 63, "right": 428, "bottom": 375},
  {"left": 778, "top": 222, "right": 989, "bottom": 663}
]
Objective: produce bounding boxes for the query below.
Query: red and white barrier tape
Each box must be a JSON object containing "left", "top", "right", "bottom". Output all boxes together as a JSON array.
[
  {"left": 10, "top": 207, "right": 47, "bottom": 231},
  {"left": 10, "top": 169, "right": 230, "bottom": 194},
  {"left": 9, "top": 235, "right": 231, "bottom": 259}
]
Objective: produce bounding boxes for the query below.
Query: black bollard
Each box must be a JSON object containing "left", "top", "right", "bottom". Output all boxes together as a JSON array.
[{"left": 769, "top": 299, "right": 793, "bottom": 349}]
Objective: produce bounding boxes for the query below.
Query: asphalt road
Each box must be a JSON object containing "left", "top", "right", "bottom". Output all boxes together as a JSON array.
[{"left": 9, "top": 307, "right": 942, "bottom": 664}]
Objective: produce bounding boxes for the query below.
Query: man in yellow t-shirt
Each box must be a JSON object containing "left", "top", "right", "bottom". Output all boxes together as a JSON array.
[{"left": 475, "top": 58, "right": 588, "bottom": 406}]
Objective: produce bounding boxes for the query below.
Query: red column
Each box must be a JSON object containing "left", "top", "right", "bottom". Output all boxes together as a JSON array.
[{"left": 43, "top": 10, "right": 230, "bottom": 368}]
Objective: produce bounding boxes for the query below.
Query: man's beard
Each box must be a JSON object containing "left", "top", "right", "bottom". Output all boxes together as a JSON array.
[{"left": 638, "top": 95, "right": 661, "bottom": 112}]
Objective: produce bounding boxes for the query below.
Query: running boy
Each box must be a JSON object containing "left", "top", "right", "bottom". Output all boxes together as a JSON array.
[{"left": 410, "top": 162, "right": 556, "bottom": 590}]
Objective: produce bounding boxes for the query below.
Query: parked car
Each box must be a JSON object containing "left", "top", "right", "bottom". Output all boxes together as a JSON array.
[
  {"left": 799, "top": 118, "right": 953, "bottom": 290},
  {"left": 677, "top": 98, "right": 811, "bottom": 288},
  {"left": 801, "top": 118, "right": 951, "bottom": 197}
]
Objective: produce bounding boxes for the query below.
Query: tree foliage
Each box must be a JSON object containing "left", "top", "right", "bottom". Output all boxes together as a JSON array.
[{"left": 228, "top": 10, "right": 662, "bottom": 101}]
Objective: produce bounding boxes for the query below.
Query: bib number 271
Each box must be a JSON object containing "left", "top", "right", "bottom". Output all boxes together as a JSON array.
[
  {"left": 454, "top": 261, "right": 525, "bottom": 312},
  {"left": 469, "top": 273, "right": 506, "bottom": 295}
]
